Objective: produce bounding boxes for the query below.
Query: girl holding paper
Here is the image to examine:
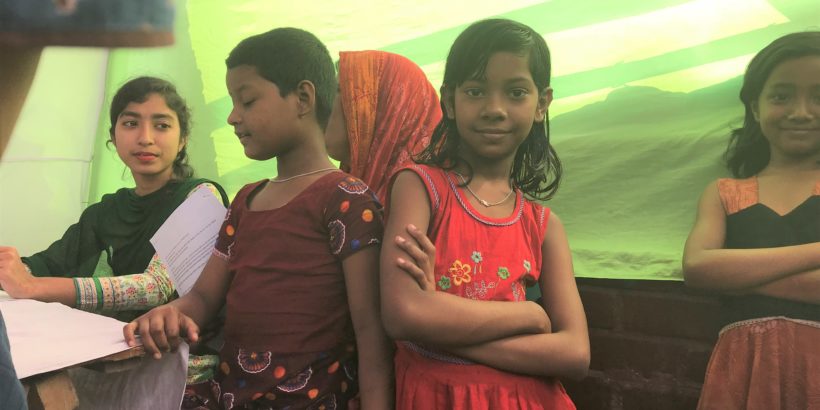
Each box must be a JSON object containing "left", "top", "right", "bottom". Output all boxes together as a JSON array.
[{"left": 0, "top": 76, "right": 228, "bottom": 324}]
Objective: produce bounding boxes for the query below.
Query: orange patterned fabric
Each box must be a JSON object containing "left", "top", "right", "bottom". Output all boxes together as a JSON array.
[
  {"left": 698, "top": 318, "right": 820, "bottom": 410},
  {"left": 718, "top": 177, "right": 820, "bottom": 215},
  {"left": 717, "top": 177, "right": 759, "bottom": 215},
  {"left": 338, "top": 50, "right": 442, "bottom": 202}
]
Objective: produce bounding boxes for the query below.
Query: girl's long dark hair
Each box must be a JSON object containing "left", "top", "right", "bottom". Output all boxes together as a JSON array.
[
  {"left": 109, "top": 76, "right": 195, "bottom": 180},
  {"left": 415, "top": 18, "right": 562, "bottom": 200},
  {"left": 725, "top": 31, "right": 820, "bottom": 178}
]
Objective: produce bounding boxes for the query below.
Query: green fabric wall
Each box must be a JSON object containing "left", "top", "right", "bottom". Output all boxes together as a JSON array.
[{"left": 84, "top": 0, "right": 820, "bottom": 280}]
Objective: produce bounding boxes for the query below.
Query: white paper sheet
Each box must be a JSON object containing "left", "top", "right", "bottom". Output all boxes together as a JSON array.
[
  {"left": 0, "top": 297, "right": 133, "bottom": 379},
  {"left": 150, "top": 185, "right": 227, "bottom": 296}
]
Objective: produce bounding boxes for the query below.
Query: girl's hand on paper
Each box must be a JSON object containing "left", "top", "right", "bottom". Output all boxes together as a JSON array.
[{"left": 123, "top": 304, "right": 200, "bottom": 359}]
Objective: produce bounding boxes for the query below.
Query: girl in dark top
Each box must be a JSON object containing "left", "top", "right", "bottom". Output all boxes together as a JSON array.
[
  {"left": 0, "top": 76, "right": 227, "bottom": 323},
  {"left": 683, "top": 31, "right": 820, "bottom": 409}
]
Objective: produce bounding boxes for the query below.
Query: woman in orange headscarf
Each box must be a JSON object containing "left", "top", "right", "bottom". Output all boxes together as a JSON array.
[{"left": 325, "top": 50, "right": 441, "bottom": 203}]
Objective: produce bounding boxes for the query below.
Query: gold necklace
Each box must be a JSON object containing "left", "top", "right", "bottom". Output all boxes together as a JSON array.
[
  {"left": 270, "top": 167, "right": 338, "bottom": 183},
  {"left": 455, "top": 172, "right": 514, "bottom": 207}
]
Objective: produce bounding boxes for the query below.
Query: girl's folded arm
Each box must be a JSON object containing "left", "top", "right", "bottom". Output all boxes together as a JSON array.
[
  {"left": 682, "top": 181, "right": 820, "bottom": 290},
  {"left": 448, "top": 214, "right": 590, "bottom": 379},
  {"left": 343, "top": 246, "right": 394, "bottom": 410},
  {"left": 380, "top": 171, "right": 549, "bottom": 347},
  {"left": 751, "top": 267, "right": 820, "bottom": 304}
]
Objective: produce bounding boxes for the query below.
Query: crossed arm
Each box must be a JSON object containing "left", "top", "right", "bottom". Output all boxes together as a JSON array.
[
  {"left": 382, "top": 171, "right": 590, "bottom": 378},
  {"left": 682, "top": 181, "right": 820, "bottom": 304}
]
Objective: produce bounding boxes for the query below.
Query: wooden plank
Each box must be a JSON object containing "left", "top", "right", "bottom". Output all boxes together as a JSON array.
[
  {"left": 25, "top": 371, "right": 78, "bottom": 410},
  {"left": 80, "top": 345, "right": 145, "bottom": 373}
]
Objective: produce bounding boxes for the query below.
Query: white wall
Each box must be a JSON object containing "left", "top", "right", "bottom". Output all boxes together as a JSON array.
[{"left": 0, "top": 48, "right": 108, "bottom": 255}]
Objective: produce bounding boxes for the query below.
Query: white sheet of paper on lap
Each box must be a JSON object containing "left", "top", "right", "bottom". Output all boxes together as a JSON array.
[
  {"left": 150, "top": 185, "right": 227, "bottom": 297},
  {"left": 0, "top": 295, "right": 132, "bottom": 378}
]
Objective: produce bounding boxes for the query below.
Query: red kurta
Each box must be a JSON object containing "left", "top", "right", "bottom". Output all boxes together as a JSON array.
[{"left": 393, "top": 164, "right": 575, "bottom": 410}]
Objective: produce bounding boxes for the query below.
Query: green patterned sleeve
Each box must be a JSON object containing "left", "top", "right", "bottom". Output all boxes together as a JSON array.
[
  {"left": 71, "top": 183, "right": 221, "bottom": 312},
  {"left": 73, "top": 253, "right": 175, "bottom": 312}
]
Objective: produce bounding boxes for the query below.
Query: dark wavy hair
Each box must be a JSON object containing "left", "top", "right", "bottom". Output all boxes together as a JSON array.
[
  {"left": 725, "top": 31, "right": 820, "bottom": 178},
  {"left": 109, "top": 76, "right": 194, "bottom": 180},
  {"left": 226, "top": 27, "right": 336, "bottom": 130},
  {"left": 415, "top": 18, "right": 562, "bottom": 200}
]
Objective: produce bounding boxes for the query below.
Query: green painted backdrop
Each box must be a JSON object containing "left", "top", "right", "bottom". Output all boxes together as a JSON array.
[{"left": 86, "top": 0, "right": 820, "bottom": 280}]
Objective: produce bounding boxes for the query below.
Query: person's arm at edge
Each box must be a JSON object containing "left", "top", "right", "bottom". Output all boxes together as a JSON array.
[{"left": 343, "top": 246, "right": 394, "bottom": 409}]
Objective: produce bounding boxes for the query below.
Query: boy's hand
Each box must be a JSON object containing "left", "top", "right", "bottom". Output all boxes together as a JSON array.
[
  {"left": 395, "top": 224, "right": 436, "bottom": 292},
  {"left": 123, "top": 305, "right": 200, "bottom": 359}
]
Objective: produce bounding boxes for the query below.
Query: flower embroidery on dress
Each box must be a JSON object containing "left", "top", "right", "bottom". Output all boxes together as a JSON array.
[
  {"left": 317, "top": 394, "right": 337, "bottom": 410},
  {"left": 465, "top": 280, "right": 498, "bottom": 300},
  {"left": 497, "top": 267, "right": 510, "bottom": 280},
  {"left": 222, "top": 392, "right": 234, "bottom": 409},
  {"left": 327, "top": 361, "right": 340, "bottom": 374},
  {"left": 237, "top": 349, "right": 272, "bottom": 374},
  {"left": 471, "top": 251, "right": 482, "bottom": 263},
  {"left": 437, "top": 276, "right": 452, "bottom": 290},
  {"left": 343, "top": 361, "right": 357, "bottom": 380},
  {"left": 511, "top": 281, "right": 524, "bottom": 302},
  {"left": 328, "top": 220, "right": 346, "bottom": 255},
  {"left": 523, "top": 260, "right": 532, "bottom": 273},
  {"left": 210, "top": 380, "right": 221, "bottom": 402},
  {"left": 448, "top": 259, "right": 472, "bottom": 286},
  {"left": 338, "top": 177, "right": 368, "bottom": 195},
  {"left": 276, "top": 367, "right": 313, "bottom": 392}
]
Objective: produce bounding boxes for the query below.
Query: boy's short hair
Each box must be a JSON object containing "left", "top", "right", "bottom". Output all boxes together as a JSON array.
[{"left": 226, "top": 27, "right": 336, "bottom": 129}]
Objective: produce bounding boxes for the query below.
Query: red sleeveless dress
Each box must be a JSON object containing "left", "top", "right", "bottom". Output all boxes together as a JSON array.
[{"left": 393, "top": 164, "right": 576, "bottom": 410}]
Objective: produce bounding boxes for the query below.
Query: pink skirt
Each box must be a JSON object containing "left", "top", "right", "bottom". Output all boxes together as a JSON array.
[
  {"left": 698, "top": 317, "right": 820, "bottom": 410},
  {"left": 395, "top": 342, "right": 575, "bottom": 410}
]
